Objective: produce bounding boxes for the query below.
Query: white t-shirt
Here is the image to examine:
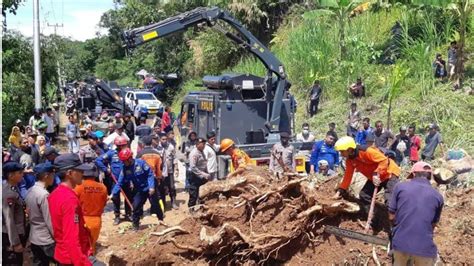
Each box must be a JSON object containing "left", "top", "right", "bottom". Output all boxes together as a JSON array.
[
  {"left": 203, "top": 143, "right": 219, "bottom": 173},
  {"left": 296, "top": 132, "right": 315, "bottom": 142},
  {"left": 104, "top": 132, "right": 130, "bottom": 149}
]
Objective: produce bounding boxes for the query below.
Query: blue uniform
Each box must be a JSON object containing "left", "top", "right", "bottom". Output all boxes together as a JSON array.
[
  {"left": 310, "top": 140, "right": 339, "bottom": 171},
  {"left": 114, "top": 159, "right": 155, "bottom": 194},
  {"left": 96, "top": 150, "right": 123, "bottom": 181},
  {"left": 356, "top": 127, "right": 373, "bottom": 145},
  {"left": 96, "top": 149, "right": 131, "bottom": 216},
  {"left": 116, "top": 159, "right": 160, "bottom": 224}
]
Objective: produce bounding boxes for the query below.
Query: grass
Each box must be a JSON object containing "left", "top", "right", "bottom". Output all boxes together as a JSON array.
[{"left": 171, "top": 7, "right": 474, "bottom": 154}]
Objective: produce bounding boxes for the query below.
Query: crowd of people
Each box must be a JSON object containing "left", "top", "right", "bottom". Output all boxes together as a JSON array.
[{"left": 3, "top": 96, "right": 447, "bottom": 265}]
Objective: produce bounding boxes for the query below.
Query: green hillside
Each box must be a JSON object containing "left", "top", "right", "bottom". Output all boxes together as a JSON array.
[{"left": 175, "top": 6, "right": 474, "bottom": 154}]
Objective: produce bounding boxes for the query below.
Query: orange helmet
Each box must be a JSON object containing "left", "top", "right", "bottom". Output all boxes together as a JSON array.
[
  {"left": 220, "top": 138, "right": 234, "bottom": 152},
  {"left": 118, "top": 148, "right": 133, "bottom": 161},
  {"left": 114, "top": 136, "right": 128, "bottom": 146}
]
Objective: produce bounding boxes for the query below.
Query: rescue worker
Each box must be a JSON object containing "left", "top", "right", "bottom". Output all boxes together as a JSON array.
[
  {"left": 48, "top": 154, "right": 101, "bottom": 265},
  {"left": 96, "top": 136, "right": 132, "bottom": 224},
  {"left": 74, "top": 164, "right": 108, "bottom": 254},
  {"left": 136, "top": 135, "right": 165, "bottom": 219},
  {"left": 389, "top": 162, "right": 443, "bottom": 265},
  {"left": 310, "top": 131, "right": 339, "bottom": 174},
  {"left": 188, "top": 138, "right": 210, "bottom": 211},
  {"left": 116, "top": 148, "right": 157, "bottom": 231},
  {"left": 269, "top": 132, "right": 295, "bottom": 175},
  {"left": 79, "top": 132, "right": 103, "bottom": 163},
  {"left": 333, "top": 136, "right": 401, "bottom": 229},
  {"left": 220, "top": 138, "right": 252, "bottom": 179},
  {"left": 203, "top": 131, "right": 220, "bottom": 181},
  {"left": 159, "top": 131, "right": 178, "bottom": 209},
  {"left": 25, "top": 163, "right": 56, "bottom": 265},
  {"left": 2, "top": 162, "right": 27, "bottom": 265}
]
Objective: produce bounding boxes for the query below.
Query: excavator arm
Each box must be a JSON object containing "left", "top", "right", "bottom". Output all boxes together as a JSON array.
[{"left": 122, "top": 6, "right": 289, "bottom": 132}]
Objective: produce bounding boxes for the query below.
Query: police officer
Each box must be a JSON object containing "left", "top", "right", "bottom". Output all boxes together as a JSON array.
[
  {"left": 96, "top": 136, "right": 132, "bottom": 225},
  {"left": 25, "top": 162, "right": 56, "bottom": 265},
  {"left": 116, "top": 148, "right": 157, "bottom": 231},
  {"left": 188, "top": 138, "right": 210, "bottom": 211},
  {"left": 269, "top": 132, "right": 295, "bottom": 175},
  {"left": 79, "top": 132, "right": 103, "bottom": 163},
  {"left": 158, "top": 132, "right": 178, "bottom": 209},
  {"left": 2, "top": 162, "right": 27, "bottom": 265}
]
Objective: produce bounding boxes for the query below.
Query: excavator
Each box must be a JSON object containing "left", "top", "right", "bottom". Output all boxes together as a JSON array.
[{"left": 122, "top": 7, "right": 314, "bottom": 177}]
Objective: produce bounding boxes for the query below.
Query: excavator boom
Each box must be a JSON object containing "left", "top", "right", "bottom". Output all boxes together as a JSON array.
[{"left": 122, "top": 7, "right": 289, "bottom": 132}]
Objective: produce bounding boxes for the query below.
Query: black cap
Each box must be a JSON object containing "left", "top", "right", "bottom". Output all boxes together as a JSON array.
[
  {"left": 280, "top": 132, "right": 290, "bottom": 138},
  {"left": 3, "top": 162, "right": 24, "bottom": 175},
  {"left": 83, "top": 163, "right": 98, "bottom": 177},
  {"left": 141, "top": 135, "right": 153, "bottom": 146},
  {"left": 54, "top": 153, "right": 94, "bottom": 172},
  {"left": 33, "top": 162, "right": 55, "bottom": 175},
  {"left": 43, "top": 147, "right": 59, "bottom": 157},
  {"left": 206, "top": 131, "right": 216, "bottom": 139}
]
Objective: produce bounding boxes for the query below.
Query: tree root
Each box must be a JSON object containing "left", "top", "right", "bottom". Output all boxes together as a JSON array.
[{"left": 151, "top": 226, "right": 189, "bottom": 237}]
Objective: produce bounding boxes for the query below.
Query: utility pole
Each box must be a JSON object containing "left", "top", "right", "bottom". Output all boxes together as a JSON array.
[
  {"left": 47, "top": 23, "right": 64, "bottom": 101},
  {"left": 33, "top": 0, "right": 42, "bottom": 110}
]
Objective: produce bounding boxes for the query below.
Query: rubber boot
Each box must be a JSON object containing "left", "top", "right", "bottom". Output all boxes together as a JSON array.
[{"left": 113, "top": 215, "right": 120, "bottom": 226}]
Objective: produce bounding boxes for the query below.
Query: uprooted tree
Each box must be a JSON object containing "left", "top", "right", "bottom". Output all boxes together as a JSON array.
[{"left": 142, "top": 166, "right": 389, "bottom": 264}]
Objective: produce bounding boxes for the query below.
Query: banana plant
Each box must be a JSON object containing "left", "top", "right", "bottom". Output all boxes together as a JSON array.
[
  {"left": 313, "top": 0, "right": 364, "bottom": 61},
  {"left": 385, "top": 62, "right": 409, "bottom": 129}
]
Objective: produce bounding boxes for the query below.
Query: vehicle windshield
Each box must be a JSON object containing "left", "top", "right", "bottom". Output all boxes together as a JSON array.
[{"left": 136, "top": 93, "right": 156, "bottom": 100}]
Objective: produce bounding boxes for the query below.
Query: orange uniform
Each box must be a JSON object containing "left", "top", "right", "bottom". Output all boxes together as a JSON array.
[
  {"left": 74, "top": 179, "right": 108, "bottom": 253},
  {"left": 230, "top": 148, "right": 252, "bottom": 171},
  {"left": 340, "top": 146, "right": 401, "bottom": 190}
]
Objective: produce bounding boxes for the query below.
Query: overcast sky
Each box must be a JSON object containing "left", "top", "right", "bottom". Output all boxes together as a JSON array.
[{"left": 5, "top": 0, "right": 115, "bottom": 41}]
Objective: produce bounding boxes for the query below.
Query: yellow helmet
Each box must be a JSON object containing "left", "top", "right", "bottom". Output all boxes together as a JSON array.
[
  {"left": 335, "top": 136, "right": 356, "bottom": 151},
  {"left": 220, "top": 138, "right": 234, "bottom": 152}
]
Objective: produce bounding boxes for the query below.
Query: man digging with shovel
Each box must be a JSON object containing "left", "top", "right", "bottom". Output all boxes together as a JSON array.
[{"left": 332, "top": 136, "right": 401, "bottom": 231}]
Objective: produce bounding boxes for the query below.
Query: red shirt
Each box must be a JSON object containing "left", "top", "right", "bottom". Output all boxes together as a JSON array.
[
  {"left": 410, "top": 135, "right": 422, "bottom": 162},
  {"left": 161, "top": 111, "right": 171, "bottom": 131},
  {"left": 48, "top": 184, "right": 92, "bottom": 265}
]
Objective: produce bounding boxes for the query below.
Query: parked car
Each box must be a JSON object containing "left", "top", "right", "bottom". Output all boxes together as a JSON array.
[{"left": 124, "top": 90, "right": 162, "bottom": 115}]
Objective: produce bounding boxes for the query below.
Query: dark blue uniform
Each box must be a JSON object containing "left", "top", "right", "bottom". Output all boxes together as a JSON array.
[
  {"left": 116, "top": 159, "right": 160, "bottom": 225},
  {"left": 96, "top": 150, "right": 132, "bottom": 217}
]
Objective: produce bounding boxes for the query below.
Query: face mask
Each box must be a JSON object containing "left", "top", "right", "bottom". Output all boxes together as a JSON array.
[{"left": 302, "top": 129, "right": 309, "bottom": 135}]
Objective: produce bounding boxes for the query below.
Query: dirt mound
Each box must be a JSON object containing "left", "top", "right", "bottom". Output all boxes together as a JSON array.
[{"left": 104, "top": 167, "right": 473, "bottom": 265}]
